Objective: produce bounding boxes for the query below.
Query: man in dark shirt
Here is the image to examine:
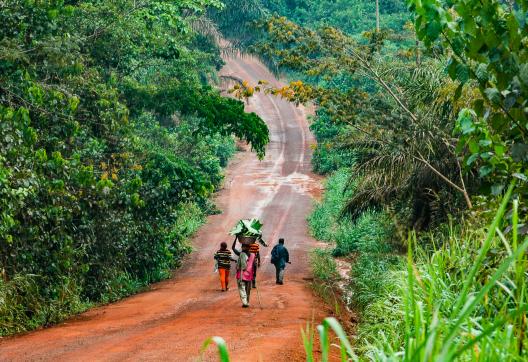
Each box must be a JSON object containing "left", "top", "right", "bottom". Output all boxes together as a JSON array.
[{"left": 271, "top": 238, "right": 290, "bottom": 285}]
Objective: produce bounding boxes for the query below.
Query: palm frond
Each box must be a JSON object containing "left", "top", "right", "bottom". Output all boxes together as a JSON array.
[{"left": 190, "top": 16, "right": 222, "bottom": 42}]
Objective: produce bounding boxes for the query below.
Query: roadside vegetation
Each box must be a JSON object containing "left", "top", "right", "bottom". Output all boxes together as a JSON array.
[
  {"left": 208, "top": 192, "right": 528, "bottom": 360},
  {"left": 0, "top": 0, "right": 269, "bottom": 335}
]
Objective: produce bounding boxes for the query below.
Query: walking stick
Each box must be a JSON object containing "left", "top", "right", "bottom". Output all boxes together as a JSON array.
[{"left": 255, "top": 283, "right": 263, "bottom": 310}]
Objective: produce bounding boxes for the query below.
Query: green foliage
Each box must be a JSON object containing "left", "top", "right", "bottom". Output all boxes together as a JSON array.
[
  {"left": 255, "top": 16, "right": 476, "bottom": 228},
  {"left": 310, "top": 317, "right": 359, "bottom": 361},
  {"left": 351, "top": 252, "right": 402, "bottom": 311},
  {"left": 309, "top": 169, "right": 393, "bottom": 256},
  {"left": 310, "top": 112, "right": 357, "bottom": 174},
  {"left": 264, "top": 0, "right": 408, "bottom": 36},
  {"left": 211, "top": 0, "right": 409, "bottom": 54},
  {"left": 308, "top": 168, "right": 401, "bottom": 314},
  {"left": 309, "top": 248, "right": 339, "bottom": 283},
  {"left": 209, "top": 0, "right": 269, "bottom": 47},
  {"left": 411, "top": 0, "right": 528, "bottom": 196},
  {"left": 229, "top": 218, "right": 263, "bottom": 236},
  {"left": 337, "top": 212, "right": 393, "bottom": 257},
  {"left": 0, "top": 274, "right": 89, "bottom": 336},
  {"left": 361, "top": 188, "right": 528, "bottom": 360},
  {"left": 309, "top": 169, "right": 354, "bottom": 242},
  {"left": 0, "top": 0, "right": 268, "bottom": 335},
  {"left": 306, "top": 190, "right": 528, "bottom": 360}
]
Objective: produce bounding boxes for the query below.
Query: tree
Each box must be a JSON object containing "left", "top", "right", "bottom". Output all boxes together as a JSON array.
[
  {"left": 242, "top": 17, "right": 477, "bottom": 226},
  {"left": 411, "top": 0, "right": 528, "bottom": 196},
  {"left": 0, "top": 0, "right": 269, "bottom": 334}
]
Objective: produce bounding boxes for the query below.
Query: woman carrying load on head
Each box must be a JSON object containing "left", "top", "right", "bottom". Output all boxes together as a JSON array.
[
  {"left": 232, "top": 239, "right": 255, "bottom": 308},
  {"left": 214, "top": 242, "right": 236, "bottom": 292}
]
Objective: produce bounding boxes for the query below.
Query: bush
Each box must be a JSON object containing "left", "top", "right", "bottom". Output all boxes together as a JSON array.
[
  {"left": 309, "top": 113, "right": 356, "bottom": 175},
  {"left": 310, "top": 249, "right": 340, "bottom": 283}
]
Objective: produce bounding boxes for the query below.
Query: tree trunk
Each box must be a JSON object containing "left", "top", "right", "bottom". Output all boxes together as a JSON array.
[
  {"left": 416, "top": 39, "right": 421, "bottom": 66},
  {"left": 375, "top": 0, "right": 380, "bottom": 32}
]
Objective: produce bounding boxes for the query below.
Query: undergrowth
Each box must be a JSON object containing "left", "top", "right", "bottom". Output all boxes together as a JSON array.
[
  {"left": 308, "top": 169, "right": 403, "bottom": 312},
  {"left": 0, "top": 200, "right": 206, "bottom": 336},
  {"left": 305, "top": 162, "right": 528, "bottom": 360}
]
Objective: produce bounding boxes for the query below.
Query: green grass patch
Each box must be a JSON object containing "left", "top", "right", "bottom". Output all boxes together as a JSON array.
[
  {"left": 310, "top": 248, "right": 340, "bottom": 283},
  {"left": 308, "top": 167, "right": 402, "bottom": 318}
]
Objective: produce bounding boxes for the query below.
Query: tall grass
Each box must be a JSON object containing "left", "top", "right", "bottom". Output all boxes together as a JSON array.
[
  {"left": 310, "top": 248, "right": 344, "bottom": 314},
  {"left": 310, "top": 249, "right": 340, "bottom": 283},
  {"left": 308, "top": 169, "right": 401, "bottom": 311},
  {"left": 308, "top": 169, "right": 392, "bottom": 256},
  {"left": 350, "top": 183, "right": 527, "bottom": 360},
  {"left": 0, "top": 275, "right": 89, "bottom": 335}
]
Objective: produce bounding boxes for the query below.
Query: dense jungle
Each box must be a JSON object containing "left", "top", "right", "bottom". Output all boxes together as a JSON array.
[{"left": 1, "top": 0, "right": 527, "bottom": 360}]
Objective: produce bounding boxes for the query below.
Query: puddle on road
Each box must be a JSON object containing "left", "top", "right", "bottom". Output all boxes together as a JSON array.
[{"left": 241, "top": 171, "right": 323, "bottom": 219}]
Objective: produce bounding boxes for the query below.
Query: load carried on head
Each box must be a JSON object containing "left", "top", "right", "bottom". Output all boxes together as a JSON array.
[{"left": 230, "top": 218, "right": 267, "bottom": 246}]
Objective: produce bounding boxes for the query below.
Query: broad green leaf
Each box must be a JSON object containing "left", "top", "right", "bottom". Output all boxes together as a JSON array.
[
  {"left": 479, "top": 165, "right": 493, "bottom": 177},
  {"left": 484, "top": 87, "right": 501, "bottom": 104},
  {"left": 466, "top": 153, "right": 479, "bottom": 166},
  {"left": 494, "top": 144, "right": 505, "bottom": 156},
  {"left": 468, "top": 139, "right": 480, "bottom": 153},
  {"left": 463, "top": 17, "right": 476, "bottom": 36}
]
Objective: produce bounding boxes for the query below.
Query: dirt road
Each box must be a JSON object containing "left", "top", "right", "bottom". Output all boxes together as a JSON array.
[{"left": 0, "top": 57, "right": 330, "bottom": 361}]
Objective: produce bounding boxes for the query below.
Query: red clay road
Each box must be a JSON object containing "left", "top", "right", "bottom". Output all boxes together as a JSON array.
[{"left": 0, "top": 56, "right": 331, "bottom": 361}]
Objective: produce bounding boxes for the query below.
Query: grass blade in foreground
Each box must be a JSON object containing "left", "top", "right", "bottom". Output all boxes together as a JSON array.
[
  {"left": 450, "top": 180, "right": 516, "bottom": 318},
  {"left": 201, "top": 336, "right": 230, "bottom": 362}
]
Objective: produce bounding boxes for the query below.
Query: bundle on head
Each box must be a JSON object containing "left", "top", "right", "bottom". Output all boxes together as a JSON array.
[{"left": 229, "top": 218, "right": 263, "bottom": 245}]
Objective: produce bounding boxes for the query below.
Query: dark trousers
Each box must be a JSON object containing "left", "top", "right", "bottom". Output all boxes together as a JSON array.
[{"left": 275, "top": 265, "right": 285, "bottom": 283}]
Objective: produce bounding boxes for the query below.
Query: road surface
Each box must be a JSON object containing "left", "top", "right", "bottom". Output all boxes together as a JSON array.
[{"left": 0, "top": 56, "right": 329, "bottom": 361}]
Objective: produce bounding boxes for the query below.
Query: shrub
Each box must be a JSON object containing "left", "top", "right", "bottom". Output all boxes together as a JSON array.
[{"left": 310, "top": 249, "right": 340, "bottom": 283}]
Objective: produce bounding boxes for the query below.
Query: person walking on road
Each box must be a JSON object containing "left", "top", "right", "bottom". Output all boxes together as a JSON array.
[
  {"left": 214, "top": 242, "right": 235, "bottom": 292},
  {"left": 233, "top": 240, "right": 255, "bottom": 307},
  {"left": 271, "top": 238, "right": 290, "bottom": 285}
]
